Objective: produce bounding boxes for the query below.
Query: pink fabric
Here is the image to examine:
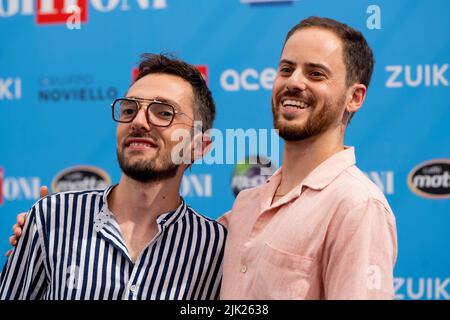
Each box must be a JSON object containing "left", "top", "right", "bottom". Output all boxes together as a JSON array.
[{"left": 219, "top": 147, "right": 397, "bottom": 300}]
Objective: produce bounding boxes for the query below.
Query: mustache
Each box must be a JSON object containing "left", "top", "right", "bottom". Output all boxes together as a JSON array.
[
  {"left": 122, "top": 131, "right": 159, "bottom": 146},
  {"left": 126, "top": 132, "right": 155, "bottom": 139},
  {"left": 275, "top": 88, "right": 315, "bottom": 106}
]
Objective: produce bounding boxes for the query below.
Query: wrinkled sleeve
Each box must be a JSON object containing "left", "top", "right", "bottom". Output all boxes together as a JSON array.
[
  {"left": 0, "top": 204, "right": 48, "bottom": 300},
  {"left": 322, "top": 198, "right": 398, "bottom": 299}
]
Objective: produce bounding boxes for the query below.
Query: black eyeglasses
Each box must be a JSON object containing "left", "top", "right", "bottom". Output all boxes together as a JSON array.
[{"left": 111, "top": 97, "right": 194, "bottom": 127}]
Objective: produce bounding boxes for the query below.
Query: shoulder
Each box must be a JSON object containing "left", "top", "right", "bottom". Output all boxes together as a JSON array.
[
  {"left": 33, "top": 189, "right": 104, "bottom": 209},
  {"left": 185, "top": 206, "right": 228, "bottom": 237},
  {"left": 230, "top": 184, "right": 264, "bottom": 210},
  {"left": 30, "top": 189, "right": 105, "bottom": 222},
  {"left": 331, "top": 166, "right": 393, "bottom": 213},
  {"left": 321, "top": 166, "right": 396, "bottom": 231}
]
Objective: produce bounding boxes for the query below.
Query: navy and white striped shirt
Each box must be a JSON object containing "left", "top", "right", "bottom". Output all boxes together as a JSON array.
[{"left": 0, "top": 187, "right": 227, "bottom": 300}]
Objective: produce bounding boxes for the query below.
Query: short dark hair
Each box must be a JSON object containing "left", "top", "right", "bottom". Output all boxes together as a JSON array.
[
  {"left": 284, "top": 16, "right": 375, "bottom": 89},
  {"left": 135, "top": 53, "right": 215, "bottom": 131}
]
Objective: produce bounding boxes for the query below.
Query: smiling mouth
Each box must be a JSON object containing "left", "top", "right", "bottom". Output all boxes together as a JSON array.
[
  {"left": 125, "top": 139, "right": 158, "bottom": 149},
  {"left": 281, "top": 99, "right": 311, "bottom": 109}
]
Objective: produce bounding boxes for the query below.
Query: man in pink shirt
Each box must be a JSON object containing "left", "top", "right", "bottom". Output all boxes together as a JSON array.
[{"left": 219, "top": 17, "right": 397, "bottom": 299}]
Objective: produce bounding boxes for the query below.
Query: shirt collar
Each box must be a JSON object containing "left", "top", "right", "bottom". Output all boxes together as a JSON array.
[
  {"left": 97, "top": 185, "right": 187, "bottom": 231},
  {"left": 301, "top": 146, "right": 356, "bottom": 190},
  {"left": 155, "top": 197, "right": 187, "bottom": 227},
  {"left": 94, "top": 186, "right": 188, "bottom": 264},
  {"left": 260, "top": 147, "right": 356, "bottom": 210}
]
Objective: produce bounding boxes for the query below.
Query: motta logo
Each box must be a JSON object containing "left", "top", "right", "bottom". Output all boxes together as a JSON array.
[
  {"left": 132, "top": 65, "right": 209, "bottom": 84},
  {"left": 0, "top": 0, "right": 168, "bottom": 25},
  {"left": 52, "top": 165, "right": 111, "bottom": 193},
  {"left": 407, "top": 159, "right": 450, "bottom": 199},
  {"left": 231, "top": 155, "right": 277, "bottom": 197}
]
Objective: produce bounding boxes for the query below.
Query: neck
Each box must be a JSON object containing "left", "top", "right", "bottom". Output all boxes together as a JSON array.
[
  {"left": 108, "top": 170, "right": 183, "bottom": 226},
  {"left": 278, "top": 126, "right": 345, "bottom": 194}
]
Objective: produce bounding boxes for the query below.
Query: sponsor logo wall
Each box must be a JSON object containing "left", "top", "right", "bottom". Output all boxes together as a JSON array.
[{"left": 1, "top": 0, "right": 449, "bottom": 299}]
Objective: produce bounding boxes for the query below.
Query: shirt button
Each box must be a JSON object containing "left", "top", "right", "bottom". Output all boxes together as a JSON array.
[
  {"left": 241, "top": 265, "right": 247, "bottom": 273},
  {"left": 129, "top": 285, "right": 138, "bottom": 293}
]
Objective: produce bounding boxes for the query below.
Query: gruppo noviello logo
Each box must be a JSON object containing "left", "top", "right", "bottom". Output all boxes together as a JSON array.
[
  {"left": 52, "top": 165, "right": 111, "bottom": 193},
  {"left": 408, "top": 159, "right": 450, "bottom": 199},
  {"left": 0, "top": 0, "right": 168, "bottom": 25},
  {"left": 38, "top": 74, "right": 118, "bottom": 103}
]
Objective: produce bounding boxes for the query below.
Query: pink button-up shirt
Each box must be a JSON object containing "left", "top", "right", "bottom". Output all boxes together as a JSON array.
[{"left": 219, "top": 147, "right": 397, "bottom": 300}]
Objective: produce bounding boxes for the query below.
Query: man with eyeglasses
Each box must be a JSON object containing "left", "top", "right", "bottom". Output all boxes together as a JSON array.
[{"left": 0, "top": 54, "right": 226, "bottom": 300}]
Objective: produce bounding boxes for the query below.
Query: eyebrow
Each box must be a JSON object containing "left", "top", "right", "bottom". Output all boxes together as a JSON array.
[
  {"left": 279, "top": 59, "right": 296, "bottom": 67},
  {"left": 304, "top": 62, "right": 332, "bottom": 74},
  {"left": 279, "top": 59, "right": 332, "bottom": 74},
  {"left": 126, "top": 96, "right": 181, "bottom": 108}
]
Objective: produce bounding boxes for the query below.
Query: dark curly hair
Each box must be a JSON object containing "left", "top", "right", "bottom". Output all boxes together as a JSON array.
[{"left": 135, "top": 53, "right": 215, "bottom": 131}]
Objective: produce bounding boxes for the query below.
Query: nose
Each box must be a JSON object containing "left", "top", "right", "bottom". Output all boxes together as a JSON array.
[
  {"left": 130, "top": 107, "right": 151, "bottom": 132},
  {"left": 286, "top": 69, "right": 307, "bottom": 92}
]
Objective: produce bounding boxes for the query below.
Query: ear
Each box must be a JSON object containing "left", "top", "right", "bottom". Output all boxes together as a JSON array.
[
  {"left": 190, "top": 131, "right": 212, "bottom": 163},
  {"left": 346, "top": 83, "right": 367, "bottom": 113}
]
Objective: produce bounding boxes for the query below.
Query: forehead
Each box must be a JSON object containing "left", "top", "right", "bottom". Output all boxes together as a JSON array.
[
  {"left": 281, "top": 27, "right": 345, "bottom": 71},
  {"left": 127, "top": 73, "right": 194, "bottom": 109}
]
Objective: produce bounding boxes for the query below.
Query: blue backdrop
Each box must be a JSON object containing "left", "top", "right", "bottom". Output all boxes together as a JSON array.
[{"left": 1, "top": 0, "right": 449, "bottom": 300}]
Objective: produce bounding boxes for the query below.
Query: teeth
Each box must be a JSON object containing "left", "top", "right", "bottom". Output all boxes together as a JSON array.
[
  {"left": 282, "top": 100, "right": 309, "bottom": 109},
  {"left": 130, "top": 142, "right": 152, "bottom": 147}
]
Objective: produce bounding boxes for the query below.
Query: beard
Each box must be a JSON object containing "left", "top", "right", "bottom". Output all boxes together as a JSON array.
[
  {"left": 272, "top": 93, "right": 346, "bottom": 141},
  {"left": 117, "top": 142, "right": 179, "bottom": 183}
]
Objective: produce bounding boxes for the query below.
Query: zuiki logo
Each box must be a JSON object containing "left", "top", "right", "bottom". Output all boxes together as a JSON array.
[
  {"left": 0, "top": 0, "right": 168, "bottom": 25},
  {"left": 52, "top": 165, "right": 111, "bottom": 193},
  {"left": 0, "top": 77, "right": 21, "bottom": 100},
  {"left": 385, "top": 64, "right": 449, "bottom": 88},
  {"left": 0, "top": 168, "right": 41, "bottom": 205},
  {"left": 231, "top": 155, "right": 277, "bottom": 197},
  {"left": 394, "top": 277, "right": 450, "bottom": 300},
  {"left": 408, "top": 159, "right": 450, "bottom": 199}
]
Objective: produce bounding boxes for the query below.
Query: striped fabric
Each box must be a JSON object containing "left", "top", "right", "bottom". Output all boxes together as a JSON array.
[{"left": 0, "top": 187, "right": 227, "bottom": 300}]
